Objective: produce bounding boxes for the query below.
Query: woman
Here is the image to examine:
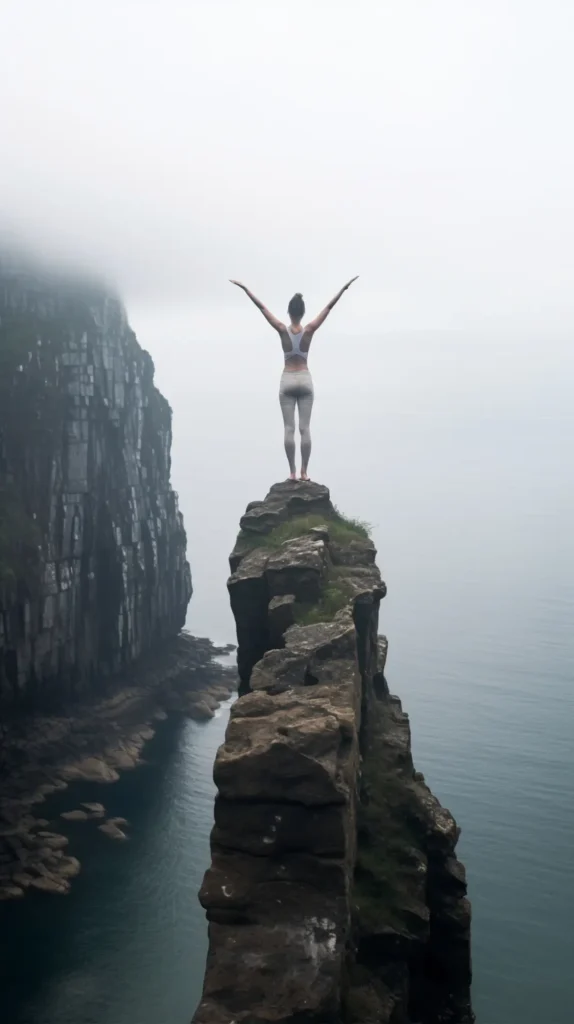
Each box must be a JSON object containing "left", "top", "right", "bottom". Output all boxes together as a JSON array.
[{"left": 230, "top": 277, "right": 358, "bottom": 481}]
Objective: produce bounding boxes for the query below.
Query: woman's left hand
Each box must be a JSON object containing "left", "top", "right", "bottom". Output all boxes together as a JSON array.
[{"left": 229, "top": 279, "right": 245, "bottom": 289}]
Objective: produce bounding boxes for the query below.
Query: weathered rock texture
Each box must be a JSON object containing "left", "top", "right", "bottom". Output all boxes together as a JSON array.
[
  {"left": 193, "top": 482, "right": 473, "bottom": 1024},
  {"left": 0, "top": 252, "right": 192, "bottom": 710}
]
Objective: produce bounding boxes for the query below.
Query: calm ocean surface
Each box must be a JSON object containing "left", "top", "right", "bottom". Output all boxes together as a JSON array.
[{"left": 1, "top": 412, "right": 572, "bottom": 1024}]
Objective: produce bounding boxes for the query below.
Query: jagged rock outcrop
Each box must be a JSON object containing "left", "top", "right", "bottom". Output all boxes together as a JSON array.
[
  {"left": 0, "top": 252, "right": 192, "bottom": 710},
  {"left": 193, "top": 482, "right": 473, "bottom": 1024}
]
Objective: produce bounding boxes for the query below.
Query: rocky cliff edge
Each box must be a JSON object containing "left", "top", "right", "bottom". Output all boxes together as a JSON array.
[
  {"left": 193, "top": 481, "right": 473, "bottom": 1024},
  {"left": 0, "top": 254, "right": 192, "bottom": 710}
]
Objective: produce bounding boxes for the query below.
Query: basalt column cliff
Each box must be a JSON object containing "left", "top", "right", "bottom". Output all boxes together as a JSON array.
[
  {"left": 194, "top": 482, "right": 473, "bottom": 1024},
  {"left": 0, "top": 255, "right": 192, "bottom": 710}
]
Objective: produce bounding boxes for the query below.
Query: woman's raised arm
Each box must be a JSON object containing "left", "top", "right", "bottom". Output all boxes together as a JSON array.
[
  {"left": 305, "top": 276, "right": 359, "bottom": 334},
  {"left": 229, "top": 280, "right": 285, "bottom": 332}
]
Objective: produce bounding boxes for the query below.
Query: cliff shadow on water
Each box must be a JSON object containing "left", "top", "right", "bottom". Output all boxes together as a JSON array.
[{"left": 193, "top": 481, "right": 474, "bottom": 1024}]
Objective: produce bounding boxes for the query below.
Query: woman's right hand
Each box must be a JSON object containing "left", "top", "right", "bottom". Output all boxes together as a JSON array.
[{"left": 345, "top": 276, "right": 359, "bottom": 289}]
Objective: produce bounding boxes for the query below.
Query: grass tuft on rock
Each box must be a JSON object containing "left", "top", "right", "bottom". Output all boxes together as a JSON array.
[
  {"left": 237, "top": 510, "right": 371, "bottom": 555},
  {"left": 331, "top": 506, "right": 372, "bottom": 539},
  {"left": 293, "top": 579, "right": 353, "bottom": 625}
]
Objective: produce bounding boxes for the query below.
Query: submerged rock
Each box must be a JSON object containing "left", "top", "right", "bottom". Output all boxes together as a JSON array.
[
  {"left": 57, "top": 856, "right": 81, "bottom": 879},
  {"left": 81, "top": 802, "right": 105, "bottom": 818},
  {"left": 12, "top": 872, "right": 35, "bottom": 889},
  {"left": 186, "top": 700, "right": 215, "bottom": 721},
  {"left": 98, "top": 821, "right": 128, "bottom": 841},
  {"left": 36, "top": 832, "right": 69, "bottom": 850},
  {"left": 0, "top": 884, "right": 24, "bottom": 900},
  {"left": 60, "top": 809, "right": 89, "bottom": 821},
  {"left": 60, "top": 758, "right": 120, "bottom": 784},
  {"left": 107, "top": 747, "right": 140, "bottom": 771},
  {"left": 29, "top": 875, "right": 70, "bottom": 895}
]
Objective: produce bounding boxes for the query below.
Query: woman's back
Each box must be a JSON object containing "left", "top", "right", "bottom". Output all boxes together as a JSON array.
[{"left": 283, "top": 325, "right": 311, "bottom": 369}]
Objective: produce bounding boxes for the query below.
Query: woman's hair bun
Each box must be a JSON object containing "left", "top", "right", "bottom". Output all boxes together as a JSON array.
[{"left": 287, "top": 292, "right": 306, "bottom": 320}]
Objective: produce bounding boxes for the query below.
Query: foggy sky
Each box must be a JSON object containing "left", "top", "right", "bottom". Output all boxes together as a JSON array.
[
  {"left": 1, "top": 1, "right": 573, "bottom": 641},
  {"left": 2, "top": 1, "right": 574, "bottom": 331}
]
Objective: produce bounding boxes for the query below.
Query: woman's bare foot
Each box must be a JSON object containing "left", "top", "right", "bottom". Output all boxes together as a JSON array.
[
  {"left": 300, "top": 472, "right": 310, "bottom": 482},
  {"left": 288, "top": 473, "right": 297, "bottom": 482}
]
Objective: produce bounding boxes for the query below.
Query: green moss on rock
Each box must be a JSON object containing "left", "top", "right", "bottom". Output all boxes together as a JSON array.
[
  {"left": 236, "top": 508, "right": 371, "bottom": 554},
  {"left": 293, "top": 577, "right": 354, "bottom": 625}
]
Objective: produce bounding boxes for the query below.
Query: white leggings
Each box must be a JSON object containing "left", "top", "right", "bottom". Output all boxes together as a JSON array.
[{"left": 279, "top": 369, "right": 314, "bottom": 474}]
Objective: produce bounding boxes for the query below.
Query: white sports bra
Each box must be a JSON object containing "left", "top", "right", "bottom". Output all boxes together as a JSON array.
[{"left": 284, "top": 327, "right": 309, "bottom": 364}]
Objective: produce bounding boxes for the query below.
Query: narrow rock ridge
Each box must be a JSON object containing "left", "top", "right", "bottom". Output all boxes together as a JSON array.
[
  {"left": 193, "top": 482, "right": 473, "bottom": 1024},
  {"left": 0, "top": 254, "right": 192, "bottom": 710}
]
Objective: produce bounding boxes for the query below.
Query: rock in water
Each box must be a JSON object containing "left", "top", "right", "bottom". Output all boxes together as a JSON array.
[
  {"left": 80, "top": 802, "right": 105, "bottom": 818},
  {"left": 193, "top": 482, "right": 474, "bottom": 1024},
  {"left": 60, "top": 758, "right": 119, "bottom": 784},
  {"left": 186, "top": 700, "right": 215, "bottom": 721},
  {"left": 29, "top": 876, "right": 70, "bottom": 895},
  {"left": 11, "top": 872, "right": 35, "bottom": 890},
  {"left": 0, "top": 885, "right": 25, "bottom": 900},
  {"left": 57, "top": 856, "right": 81, "bottom": 879},
  {"left": 0, "top": 251, "right": 192, "bottom": 712},
  {"left": 36, "top": 832, "right": 69, "bottom": 850},
  {"left": 98, "top": 821, "right": 128, "bottom": 841},
  {"left": 60, "top": 810, "right": 89, "bottom": 822}
]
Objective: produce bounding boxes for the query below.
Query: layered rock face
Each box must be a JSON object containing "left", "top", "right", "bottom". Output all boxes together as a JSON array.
[
  {"left": 0, "top": 254, "right": 191, "bottom": 710},
  {"left": 194, "top": 482, "right": 473, "bottom": 1024}
]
